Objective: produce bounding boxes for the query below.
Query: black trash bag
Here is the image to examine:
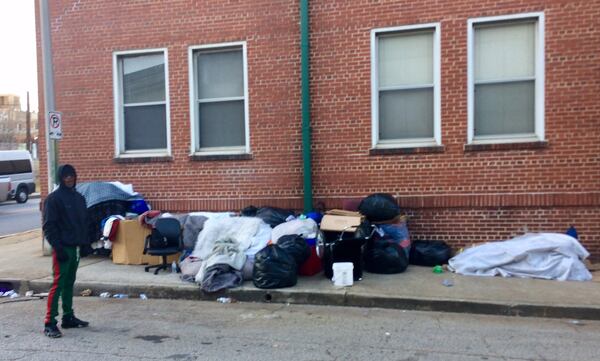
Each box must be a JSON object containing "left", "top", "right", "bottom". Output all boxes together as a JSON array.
[
  {"left": 255, "top": 207, "right": 295, "bottom": 228},
  {"left": 241, "top": 205, "right": 258, "bottom": 217},
  {"left": 358, "top": 193, "right": 400, "bottom": 222},
  {"left": 409, "top": 240, "right": 452, "bottom": 266},
  {"left": 364, "top": 239, "right": 409, "bottom": 274},
  {"left": 253, "top": 244, "right": 298, "bottom": 289},
  {"left": 277, "top": 234, "right": 310, "bottom": 266}
]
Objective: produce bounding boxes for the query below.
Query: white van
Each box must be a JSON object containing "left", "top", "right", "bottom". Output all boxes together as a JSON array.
[{"left": 0, "top": 150, "right": 36, "bottom": 203}]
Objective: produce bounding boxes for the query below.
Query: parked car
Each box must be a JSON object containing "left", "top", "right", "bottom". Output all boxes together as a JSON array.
[
  {"left": 0, "top": 150, "right": 36, "bottom": 203},
  {"left": 0, "top": 177, "right": 10, "bottom": 202}
]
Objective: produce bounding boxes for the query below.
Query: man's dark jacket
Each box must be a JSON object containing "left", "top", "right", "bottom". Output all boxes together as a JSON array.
[{"left": 43, "top": 164, "right": 89, "bottom": 249}]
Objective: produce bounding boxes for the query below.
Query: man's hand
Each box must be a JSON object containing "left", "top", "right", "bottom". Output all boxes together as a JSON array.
[{"left": 55, "top": 247, "right": 69, "bottom": 263}]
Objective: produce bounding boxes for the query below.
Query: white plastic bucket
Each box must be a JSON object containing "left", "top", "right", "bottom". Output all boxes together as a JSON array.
[{"left": 332, "top": 262, "right": 354, "bottom": 287}]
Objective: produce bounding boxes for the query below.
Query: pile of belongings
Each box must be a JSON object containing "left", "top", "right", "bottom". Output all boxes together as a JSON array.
[
  {"left": 77, "top": 181, "right": 149, "bottom": 256},
  {"left": 448, "top": 233, "right": 592, "bottom": 281},
  {"left": 178, "top": 195, "right": 417, "bottom": 293},
  {"left": 181, "top": 207, "right": 319, "bottom": 292},
  {"left": 358, "top": 193, "right": 411, "bottom": 274}
]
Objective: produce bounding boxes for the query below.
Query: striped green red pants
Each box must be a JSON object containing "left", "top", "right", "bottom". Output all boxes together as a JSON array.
[{"left": 44, "top": 246, "right": 79, "bottom": 325}]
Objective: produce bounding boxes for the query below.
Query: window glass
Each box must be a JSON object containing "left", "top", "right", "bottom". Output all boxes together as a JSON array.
[
  {"left": 376, "top": 29, "right": 435, "bottom": 143},
  {"left": 379, "top": 88, "right": 434, "bottom": 139},
  {"left": 197, "top": 50, "right": 244, "bottom": 99},
  {"left": 378, "top": 31, "right": 433, "bottom": 87},
  {"left": 194, "top": 46, "right": 246, "bottom": 151},
  {"left": 0, "top": 161, "right": 14, "bottom": 175},
  {"left": 12, "top": 160, "right": 32, "bottom": 173},
  {"left": 117, "top": 52, "right": 168, "bottom": 153},
  {"left": 124, "top": 104, "right": 167, "bottom": 150},
  {"left": 475, "top": 81, "right": 535, "bottom": 135},
  {"left": 198, "top": 101, "right": 245, "bottom": 148},
  {"left": 473, "top": 20, "right": 537, "bottom": 137},
  {"left": 122, "top": 54, "right": 165, "bottom": 104},
  {"left": 475, "top": 22, "right": 535, "bottom": 81}
]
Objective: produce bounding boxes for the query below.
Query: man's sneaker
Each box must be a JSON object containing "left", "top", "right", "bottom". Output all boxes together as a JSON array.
[
  {"left": 61, "top": 315, "right": 89, "bottom": 329},
  {"left": 44, "top": 323, "right": 62, "bottom": 338}
]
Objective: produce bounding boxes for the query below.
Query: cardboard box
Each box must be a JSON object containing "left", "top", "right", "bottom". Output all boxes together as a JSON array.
[
  {"left": 320, "top": 213, "right": 363, "bottom": 232},
  {"left": 326, "top": 209, "right": 362, "bottom": 217},
  {"left": 112, "top": 220, "right": 179, "bottom": 265}
]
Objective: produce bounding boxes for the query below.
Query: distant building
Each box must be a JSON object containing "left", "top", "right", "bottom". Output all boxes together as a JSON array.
[{"left": 0, "top": 94, "right": 38, "bottom": 151}]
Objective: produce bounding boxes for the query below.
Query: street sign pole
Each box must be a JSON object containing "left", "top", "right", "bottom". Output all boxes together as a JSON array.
[
  {"left": 39, "top": 0, "right": 59, "bottom": 191},
  {"left": 39, "top": 0, "right": 59, "bottom": 255}
]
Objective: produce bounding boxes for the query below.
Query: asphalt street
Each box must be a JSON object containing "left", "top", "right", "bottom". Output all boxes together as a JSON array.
[
  {"left": 0, "top": 297, "right": 598, "bottom": 361},
  {"left": 0, "top": 198, "right": 41, "bottom": 236}
]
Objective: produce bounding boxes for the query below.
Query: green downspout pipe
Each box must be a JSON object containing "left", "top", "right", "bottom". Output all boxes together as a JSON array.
[{"left": 300, "top": 0, "right": 313, "bottom": 213}]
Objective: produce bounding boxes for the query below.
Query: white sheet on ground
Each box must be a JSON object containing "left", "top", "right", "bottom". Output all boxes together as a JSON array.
[{"left": 448, "top": 233, "right": 592, "bottom": 281}]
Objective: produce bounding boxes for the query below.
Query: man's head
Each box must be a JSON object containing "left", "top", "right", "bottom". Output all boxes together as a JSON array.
[{"left": 58, "top": 164, "right": 77, "bottom": 189}]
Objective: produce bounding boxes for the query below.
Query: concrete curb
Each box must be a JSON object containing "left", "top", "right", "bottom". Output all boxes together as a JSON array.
[
  {"left": 0, "top": 229, "right": 41, "bottom": 240},
  {"left": 6, "top": 278, "right": 599, "bottom": 321}
]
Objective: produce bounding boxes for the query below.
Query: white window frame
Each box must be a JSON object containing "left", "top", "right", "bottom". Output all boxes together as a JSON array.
[
  {"left": 371, "top": 23, "right": 441, "bottom": 149},
  {"left": 467, "top": 12, "right": 545, "bottom": 144},
  {"left": 188, "top": 41, "right": 250, "bottom": 155},
  {"left": 112, "top": 48, "right": 171, "bottom": 157}
]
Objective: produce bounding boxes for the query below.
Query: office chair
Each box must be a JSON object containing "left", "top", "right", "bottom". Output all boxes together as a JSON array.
[{"left": 143, "top": 218, "right": 182, "bottom": 274}]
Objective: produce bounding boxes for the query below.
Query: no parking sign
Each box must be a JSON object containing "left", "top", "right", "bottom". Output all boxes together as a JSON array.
[{"left": 48, "top": 111, "right": 63, "bottom": 140}]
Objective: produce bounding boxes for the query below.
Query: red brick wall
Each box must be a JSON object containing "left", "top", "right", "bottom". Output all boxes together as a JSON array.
[{"left": 36, "top": 1, "right": 600, "bottom": 258}]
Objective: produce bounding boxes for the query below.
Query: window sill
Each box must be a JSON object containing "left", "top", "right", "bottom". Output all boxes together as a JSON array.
[
  {"left": 370, "top": 145, "right": 445, "bottom": 156},
  {"left": 113, "top": 156, "right": 173, "bottom": 164},
  {"left": 190, "top": 153, "right": 253, "bottom": 161},
  {"left": 464, "top": 141, "right": 548, "bottom": 152}
]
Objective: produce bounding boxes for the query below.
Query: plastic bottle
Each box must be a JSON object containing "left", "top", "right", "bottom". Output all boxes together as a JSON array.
[
  {"left": 442, "top": 279, "right": 454, "bottom": 287},
  {"left": 99, "top": 292, "right": 111, "bottom": 298},
  {"left": 112, "top": 294, "right": 129, "bottom": 299},
  {"left": 171, "top": 261, "right": 177, "bottom": 274},
  {"left": 216, "top": 297, "right": 232, "bottom": 303},
  {"left": 139, "top": 293, "right": 148, "bottom": 300}
]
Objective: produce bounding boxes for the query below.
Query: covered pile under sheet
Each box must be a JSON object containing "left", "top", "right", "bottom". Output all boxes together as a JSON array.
[{"left": 448, "top": 233, "right": 592, "bottom": 281}]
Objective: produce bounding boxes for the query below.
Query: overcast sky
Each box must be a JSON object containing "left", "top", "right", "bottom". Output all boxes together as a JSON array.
[{"left": 0, "top": 0, "right": 38, "bottom": 112}]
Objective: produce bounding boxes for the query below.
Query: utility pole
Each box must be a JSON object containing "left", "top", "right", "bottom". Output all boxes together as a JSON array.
[
  {"left": 26, "top": 91, "right": 31, "bottom": 153},
  {"left": 39, "top": 0, "right": 58, "bottom": 256},
  {"left": 39, "top": 0, "right": 58, "bottom": 191}
]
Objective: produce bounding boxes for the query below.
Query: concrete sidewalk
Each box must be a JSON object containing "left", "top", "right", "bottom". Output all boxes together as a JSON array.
[{"left": 2, "top": 229, "right": 599, "bottom": 320}]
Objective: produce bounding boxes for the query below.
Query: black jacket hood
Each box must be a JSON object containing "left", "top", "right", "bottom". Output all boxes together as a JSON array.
[{"left": 57, "top": 164, "right": 77, "bottom": 188}]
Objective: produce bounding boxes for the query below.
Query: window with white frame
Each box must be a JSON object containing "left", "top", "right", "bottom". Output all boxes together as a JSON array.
[
  {"left": 114, "top": 50, "right": 169, "bottom": 154},
  {"left": 468, "top": 13, "right": 544, "bottom": 143},
  {"left": 372, "top": 24, "right": 440, "bottom": 148},
  {"left": 189, "top": 43, "right": 248, "bottom": 153}
]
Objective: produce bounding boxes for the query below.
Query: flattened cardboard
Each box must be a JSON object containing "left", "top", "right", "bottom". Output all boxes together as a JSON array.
[
  {"left": 320, "top": 214, "right": 363, "bottom": 232},
  {"left": 326, "top": 209, "right": 362, "bottom": 217}
]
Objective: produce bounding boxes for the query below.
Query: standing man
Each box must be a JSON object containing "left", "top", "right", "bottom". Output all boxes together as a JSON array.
[{"left": 42, "top": 164, "right": 90, "bottom": 338}]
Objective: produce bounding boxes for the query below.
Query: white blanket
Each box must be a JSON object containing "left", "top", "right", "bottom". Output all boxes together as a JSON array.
[
  {"left": 192, "top": 217, "right": 263, "bottom": 260},
  {"left": 191, "top": 217, "right": 270, "bottom": 283},
  {"left": 448, "top": 233, "right": 592, "bottom": 281},
  {"left": 271, "top": 218, "right": 318, "bottom": 243}
]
